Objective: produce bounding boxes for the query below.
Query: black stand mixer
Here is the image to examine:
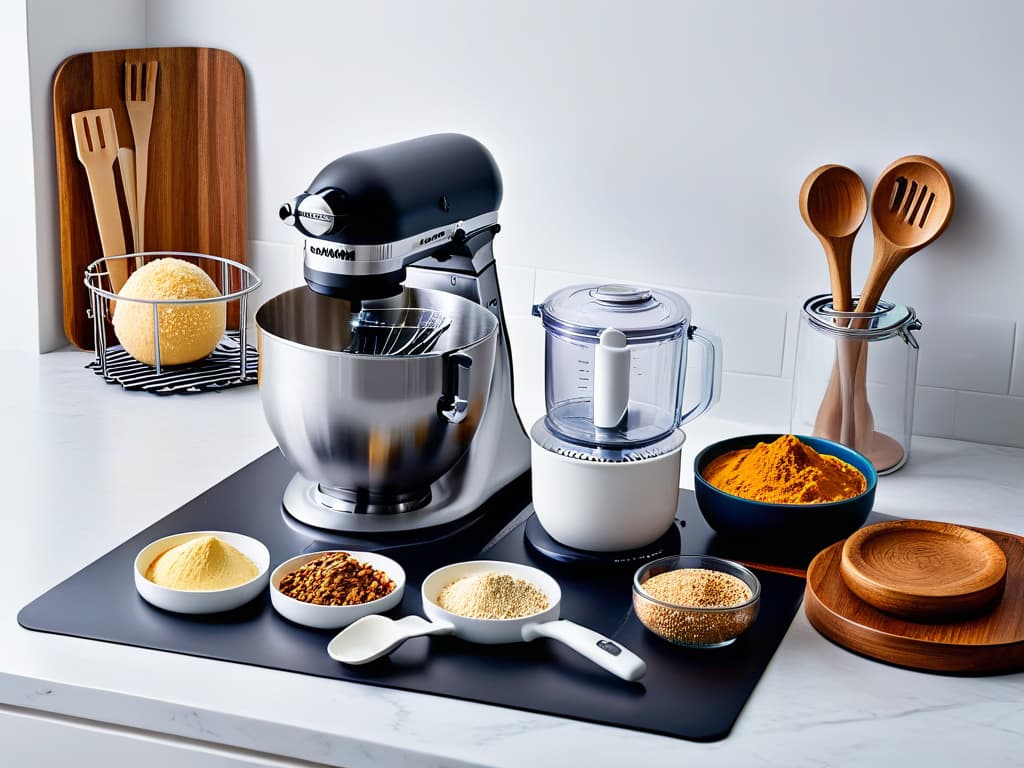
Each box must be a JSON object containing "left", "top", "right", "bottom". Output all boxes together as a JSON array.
[{"left": 257, "top": 134, "right": 530, "bottom": 534}]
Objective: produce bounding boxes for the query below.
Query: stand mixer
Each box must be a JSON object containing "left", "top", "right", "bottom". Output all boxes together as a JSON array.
[{"left": 257, "top": 134, "right": 529, "bottom": 533}]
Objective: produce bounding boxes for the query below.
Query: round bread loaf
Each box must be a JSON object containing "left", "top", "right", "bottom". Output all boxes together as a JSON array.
[{"left": 113, "top": 258, "right": 227, "bottom": 366}]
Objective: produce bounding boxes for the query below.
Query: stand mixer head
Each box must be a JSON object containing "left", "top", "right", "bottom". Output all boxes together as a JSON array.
[
  {"left": 258, "top": 134, "right": 529, "bottom": 533},
  {"left": 278, "top": 133, "right": 503, "bottom": 302}
]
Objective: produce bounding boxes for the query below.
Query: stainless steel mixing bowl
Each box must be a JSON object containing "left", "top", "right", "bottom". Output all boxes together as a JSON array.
[{"left": 256, "top": 287, "right": 498, "bottom": 504}]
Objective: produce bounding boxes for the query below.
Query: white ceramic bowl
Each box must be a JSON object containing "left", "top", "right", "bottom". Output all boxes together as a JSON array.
[
  {"left": 270, "top": 550, "right": 406, "bottom": 630},
  {"left": 134, "top": 531, "right": 270, "bottom": 614}
]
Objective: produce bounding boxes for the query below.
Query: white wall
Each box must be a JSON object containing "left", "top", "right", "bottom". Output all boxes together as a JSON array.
[
  {"left": 13, "top": 1, "right": 1024, "bottom": 446},
  {"left": 1, "top": 2, "right": 39, "bottom": 353},
  {"left": 0, "top": 0, "right": 149, "bottom": 352},
  {"left": 25, "top": 0, "right": 147, "bottom": 352},
  {"left": 141, "top": 0, "right": 1024, "bottom": 447}
]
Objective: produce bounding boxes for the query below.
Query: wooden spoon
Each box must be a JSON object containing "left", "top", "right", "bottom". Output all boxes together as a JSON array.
[
  {"left": 799, "top": 164, "right": 867, "bottom": 443},
  {"left": 852, "top": 155, "right": 955, "bottom": 469},
  {"left": 859, "top": 155, "right": 955, "bottom": 314}
]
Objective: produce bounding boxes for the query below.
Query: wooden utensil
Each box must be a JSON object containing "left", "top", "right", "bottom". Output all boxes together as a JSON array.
[
  {"left": 54, "top": 47, "right": 247, "bottom": 349},
  {"left": 841, "top": 520, "right": 1007, "bottom": 620},
  {"left": 858, "top": 155, "right": 955, "bottom": 315},
  {"left": 799, "top": 165, "right": 867, "bottom": 444},
  {"left": 70, "top": 108, "right": 128, "bottom": 292},
  {"left": 849, "top": 156, "right": 955, "bottom": 467},
  {"left": 124, "top": 60, "right": 157, "bottom": 256},
  {"left": 805, "top": 526, "right": 1024, "bottom": 674},
  {"left": 117, "top": 147, "right": 138, "bottom": 255}
]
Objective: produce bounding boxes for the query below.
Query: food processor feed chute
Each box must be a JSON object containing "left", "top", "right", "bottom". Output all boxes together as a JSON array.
[{"left": 593, "top": 328, "right": 630, "bottom": 429}]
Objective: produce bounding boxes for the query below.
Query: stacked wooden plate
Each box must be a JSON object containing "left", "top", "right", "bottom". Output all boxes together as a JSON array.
[{"left": 804, "top": 520, "right": 1024, "bottom": 673}]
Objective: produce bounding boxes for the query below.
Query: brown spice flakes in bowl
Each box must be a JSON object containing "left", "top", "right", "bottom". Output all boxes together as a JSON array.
[
  {"left": 642, "top": 568, "right": 752, "bottom": 608},
  {"left": 277, "top": 551, "right": 395, "bottom": 606},
  {"left": 633, "top": 557, "right": 761, "bottom": 648}
]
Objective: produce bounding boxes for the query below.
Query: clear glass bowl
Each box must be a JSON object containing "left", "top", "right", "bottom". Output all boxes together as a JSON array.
[{"left": 633, "top": 555, "right": 761, "bottom": 648}]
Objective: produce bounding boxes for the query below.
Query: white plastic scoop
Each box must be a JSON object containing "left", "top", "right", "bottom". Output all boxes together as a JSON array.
[{"left": 327, "top": 560, "right": 647, "bottom": 682}]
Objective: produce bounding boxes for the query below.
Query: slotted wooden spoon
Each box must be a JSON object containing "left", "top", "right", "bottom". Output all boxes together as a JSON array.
[
  {"left": 858, "top": 155, "right": 955, "bottom": 314},
  {"left": 852, "top": 155, "right": 954, "bottom": 469},
  {"left": 799, "top": 164, "right": 868, "bottom": 444},
  {"left": 71, "top": 108, "right": 128, "bottom": 291}
]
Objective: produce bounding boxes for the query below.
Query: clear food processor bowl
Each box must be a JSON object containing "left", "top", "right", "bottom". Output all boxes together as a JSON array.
[{"left": 533, "top": 283, "right": 721, "bottom": 450}]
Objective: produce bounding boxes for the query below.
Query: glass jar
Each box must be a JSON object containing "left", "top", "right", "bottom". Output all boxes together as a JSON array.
[
  {"left": 532, "top": 283, "right": 721, "bottom": 450},
  {"left": 791, "top": 294, "right": 922, "bottom": 474}
]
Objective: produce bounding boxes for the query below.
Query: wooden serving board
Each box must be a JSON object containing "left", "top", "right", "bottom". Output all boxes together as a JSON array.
[
  {"left": 53, "top": 47, "right": 247, "bottom": 349},
  {"left": 805, "top": 526, "right": 1024, "bottom": 674}
]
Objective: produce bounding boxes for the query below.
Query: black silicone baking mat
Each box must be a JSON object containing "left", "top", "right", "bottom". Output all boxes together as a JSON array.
[{"left": 19, "top": 448, "right": 807, "bottom": 742}]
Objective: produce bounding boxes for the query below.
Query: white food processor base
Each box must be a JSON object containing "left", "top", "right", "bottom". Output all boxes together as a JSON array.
[{"left": 530, "top": 430, "right": 685, "bottom": 552}]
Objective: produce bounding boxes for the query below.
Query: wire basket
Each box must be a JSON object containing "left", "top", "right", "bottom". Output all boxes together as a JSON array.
[{"left": 84, "top": 252, "right": 262, "bottom": 393}]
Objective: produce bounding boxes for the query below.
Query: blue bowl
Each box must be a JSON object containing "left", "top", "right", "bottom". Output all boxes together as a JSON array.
[{"left": 694, "top": 434, "right": 877, "bottom": 548}]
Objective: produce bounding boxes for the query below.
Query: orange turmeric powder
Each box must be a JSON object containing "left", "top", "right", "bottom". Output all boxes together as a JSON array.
[{"left": 702, "top": 435, "right": 866, "bottom": 504}]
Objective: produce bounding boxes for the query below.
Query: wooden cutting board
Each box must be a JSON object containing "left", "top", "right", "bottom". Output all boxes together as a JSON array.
[
  {"left": 53, "top": 47, "right": 247, "bottom": 349},
  {"left": 805, "top": 526, "right": 1024, "bottom": 674}
]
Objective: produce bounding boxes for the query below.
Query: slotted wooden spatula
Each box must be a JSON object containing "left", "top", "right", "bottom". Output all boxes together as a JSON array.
[
  {"left": 71, "top": 108, "right": 128, "bottom": 291},
  {"left": 125, "top": 61, "right": 158, "bottom": 257}
]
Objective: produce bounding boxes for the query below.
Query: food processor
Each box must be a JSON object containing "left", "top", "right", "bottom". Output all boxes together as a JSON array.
[
  {"left": 528, "top": 284, "right": 721, "bottom": 554},
  {"left": 258, "top": 133, "right": 530, "bottom": 533}
]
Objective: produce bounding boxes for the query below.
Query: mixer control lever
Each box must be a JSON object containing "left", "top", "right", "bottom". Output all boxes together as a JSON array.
[{"left": 438, "top": 353, "right": 473, "bottom": 424}]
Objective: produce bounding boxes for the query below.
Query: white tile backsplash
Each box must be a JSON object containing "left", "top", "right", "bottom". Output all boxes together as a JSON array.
[
  {"left": 246, "top": 240, "right": 303, "bottom": 326},
  {"left": 674, "top": 289, "right": 787, "bottom": 377},
  {"left": 916, "top": 312, "right": 1015, "bottom": 395},
  {"left": 953, "top": 391, "right": 1024, "bottom": 448},
  {"left": 504, "top": 312, "right": 546, "bottom": 429},
  {"left": 1010, "top": 322, "right": 1024, "bottom": 397},
  {"left": 245, "top": 244, "right": 1024, "bottom": 450},
  {"left": 912, "top": 386, "right": 956, "bottom": 439},
  {"left": 494, "top": 263, "right": 536, "bottom": 317},
  {"left": 708, "top": 373, "right": 793, "bottom": 431}
]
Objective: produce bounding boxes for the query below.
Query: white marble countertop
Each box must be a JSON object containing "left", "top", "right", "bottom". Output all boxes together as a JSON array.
[{"left": 1, "top": 348, "right": 1022, "bottom": 767}]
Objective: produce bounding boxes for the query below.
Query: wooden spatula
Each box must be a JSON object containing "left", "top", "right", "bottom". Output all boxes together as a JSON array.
[
  {"left": 71, "top": 108, "right": 128, "bottom": 291},
  {"left": 125, "top": 60, "right": 158, "bottom": 256},
  {"left": 117, "top": 147, "right": 139, "bottom": 255}
]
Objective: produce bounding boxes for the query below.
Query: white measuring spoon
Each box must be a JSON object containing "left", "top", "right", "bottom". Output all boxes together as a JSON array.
[{"left": 327, "top": 560, "right": 647, "bottom": 682}]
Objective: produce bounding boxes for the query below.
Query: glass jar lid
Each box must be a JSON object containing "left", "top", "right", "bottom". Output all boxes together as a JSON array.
[
  {"left": 802, "top": 294, "right": 922, "bottom": 348},
  {"left": 533, "top": 283, "right": 691, "bottom": 342}
]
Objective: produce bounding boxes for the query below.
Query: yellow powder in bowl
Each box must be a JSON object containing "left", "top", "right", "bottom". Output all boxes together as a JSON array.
[{"left": 146, "top": 535, "right": 258, "bottom": 591}]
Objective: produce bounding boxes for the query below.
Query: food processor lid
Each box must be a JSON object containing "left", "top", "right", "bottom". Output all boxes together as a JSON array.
[
  {"left": 533, "top": 283, "right": 691, "bottom": 342},
  {"left": 531, "top": 419, "right": 686, "bottom": 463}
]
